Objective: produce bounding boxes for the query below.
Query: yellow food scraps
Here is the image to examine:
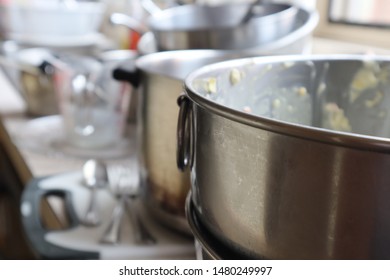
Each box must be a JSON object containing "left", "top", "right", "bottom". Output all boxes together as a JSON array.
[
  {"left": 365, "top": 90, "right": 384, "bottom": 108},
  {"left": 323, "top": 103, "right": 352, "bottom": 132},
  {"left": 229, "top": 68, "right": 242, "bottom": 86},
  {"left": 204, "top": 77, "right": 217, "bottom": 94},
  {"left": 296, "top": 86, "right": 308, "bottom": 97}
]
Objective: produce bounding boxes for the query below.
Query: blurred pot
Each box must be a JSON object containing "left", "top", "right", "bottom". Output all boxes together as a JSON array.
[
  {"left": 180, "top": 54, "right": 390, "bottom": 259},
  {"left": 113, "top": 6, "right": 316, "bottom": 232},
  {"left": 113, "top": 50, "right": 268, "bottom": 234},
  {"left": 111, "top": 2, "right": 298, "bottom": 50},
  {"left": 0, "top": 47, "right": 61, "bottom": 116},
  {"left": 136, "top": 6, "right": 318, "bottom": 55}
]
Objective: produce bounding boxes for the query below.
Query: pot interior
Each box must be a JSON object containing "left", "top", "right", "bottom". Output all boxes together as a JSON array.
[
  {"left": 136, "top": 50, "right": 256, "bottom": 80},
  {"left": 148, "top": 3, "right": 295, "bottom": 31},
  {"left": 186, "top": 55, "right": 390, "bottom": 145}
]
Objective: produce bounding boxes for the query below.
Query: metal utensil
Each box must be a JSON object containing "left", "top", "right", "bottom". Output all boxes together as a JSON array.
[
  {"left": 100, "top": 164, "right": 156, "bottom": 245},
  {"left": 80, "top": 159, "right": 108, "bottom": 227},
  {"left": 99, "top": 174, "right": 127, "bottom": 245},
  {"left": 124, "top": 187, "right": 157, "bottom": 245}
]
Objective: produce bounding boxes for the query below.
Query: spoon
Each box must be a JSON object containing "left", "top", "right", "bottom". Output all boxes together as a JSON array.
[
  {"left": 100, "top": 164, "right": 156, "bottom": 245},
  {"left": 99, "top": 174, "right": 127, "bottom": 245},
  {"left": 80, "top": 159, "right": 108, "bottom": 227}
]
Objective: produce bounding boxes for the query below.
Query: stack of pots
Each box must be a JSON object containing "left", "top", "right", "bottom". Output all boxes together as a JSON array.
[
  {"left": 113, "top": 5, "right": 318, "bottom": 236},
  {"left": 180, "top": 54, "right": 390, "bottom": 259}
]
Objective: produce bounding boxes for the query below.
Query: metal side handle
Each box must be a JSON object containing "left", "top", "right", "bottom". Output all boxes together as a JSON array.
[{"left": 177, "top": 94, "right": 194, "bottom": 171}]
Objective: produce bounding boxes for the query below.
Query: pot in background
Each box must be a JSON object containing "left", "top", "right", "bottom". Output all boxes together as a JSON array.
[
  {"left": 0, "top": 41, "right": 111, "bottom": 117},
  {"left": 113, "top": 50, "right": 266, "bottom": 234},
  {"left": 136, "top": 6, "right": 318, "bottom": 55},
  {"left": 111, "top": 2, "right": 298, "bottom": 51},
  {"left": 180, "top": 54, "right": 390, "bottom": 259},
  {"left": 0, "top": 46, "right": 61, "bottom": 116},
  {"left": 113, "top": 9, "right": 317, "bottom": 234}
]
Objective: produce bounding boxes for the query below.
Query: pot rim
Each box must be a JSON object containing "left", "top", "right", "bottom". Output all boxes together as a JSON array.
[
  {"left": 137, "top": 7, "right": 318, "bottom": 55},
  {"left": 135, "top": 49, "right": 243, "bottom": 80},
  {"left": 148, "top": 3, "right": 297, "bottom": 32},
  {"left": 184, "top": 54, "right": 390, "bottom": 152}
]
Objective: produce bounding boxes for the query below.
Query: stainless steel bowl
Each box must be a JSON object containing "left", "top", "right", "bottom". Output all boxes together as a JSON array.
[
  {"left": 113, "top": 6, "right": 318, "bottom": 236},
  {"left": 112, "top": 2, "right": 299, "bottom": 51},
  {"left": 137, "top": 6, "right": 318, "bottom": 55},
  {"left": 179, "top": 54, "right": 390, "bottom": 259}
]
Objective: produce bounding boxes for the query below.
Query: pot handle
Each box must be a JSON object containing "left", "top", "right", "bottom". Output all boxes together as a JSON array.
[
  {"left": 177, "top": 94, "right": 194, "bottom": 171},
  {"left": 112, "top": 63, "right": 141, "bottom": 88}
]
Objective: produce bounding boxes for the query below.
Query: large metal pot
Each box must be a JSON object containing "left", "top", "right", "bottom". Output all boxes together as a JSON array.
[
  {"left": 0, "top": 47, "right": 60, "bottom": 116},
  {"left": 111, "top": 2, "right": 298, "bottom": 51},
  {"left": 137, "top": 6, "right": 318, "bottom": 55},
  {"left": 113, "top": 50, "right": 261, "bottom": 234},
  {"left": 179, "top": 54, "right": 390, "bottom": 259},
  {"left": 185, "top": 193, "right": 241, "bottom": 260},
  {"left": 113, "top": 6, "right": 316, "bottom": 233},
  {"left": 0, "top": 41, "right": 111, "bottom": 117}
]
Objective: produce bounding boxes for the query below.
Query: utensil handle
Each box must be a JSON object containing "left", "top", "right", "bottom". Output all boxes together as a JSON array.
[
  {"left": 99, "top": 195, "right": 126, "bottom": 244},
  {"left": 21, "top": 177, "right": 98, "bottom": 259},
  {"left": 81, "top": 187, "right": 101, "bottom": 227},
  {"left": 177, "top": 94, "right": 194, "bottom": 171},
  {"left": 124, "top": 196, "right": 156, "bottom": 245},
  {"left": 112, "top": 64, "right": 141, "bottom": 88}
]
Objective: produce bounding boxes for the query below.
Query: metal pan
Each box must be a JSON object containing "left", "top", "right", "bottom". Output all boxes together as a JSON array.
[
  {"left": 137, "top": 6, "right": 318, "bottom": 55},
  {"left": 111, "top": 2, "right": 298, "bottom": 51}
]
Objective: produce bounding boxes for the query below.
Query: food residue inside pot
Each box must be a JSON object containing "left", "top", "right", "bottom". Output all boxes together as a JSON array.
[
  {"left": 348, "top": 61, "right": 384, "bottom": 104},
  {"left": 272, "top": 98, "right": 281, "bottom": 109},
  {"left": 365, "top": 90, "right": 384, "bottom": 108},
  {"left": 322, "top": 102, "right": 352, "bottom": 132},
  {"left": 243, "top": 106, "right": 252, "bottom": 113},
  {"left": 229, "top": 68, "right": 242, "bottom": 86},
  {"left": 296, "top": 86, "right": 308, "bottom": 97},
  {"left": 204, "top": 77, "right": 217, "bottom": 94}
]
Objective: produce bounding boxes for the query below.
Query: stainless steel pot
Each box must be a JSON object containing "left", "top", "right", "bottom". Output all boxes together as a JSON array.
[
  {"left": 185, "top": 192, "right": 241, "bottom": 260},
  {"left": 179, "top": 54, "right": 390, "bottom": 259},
  {"left": 0, "top": 41, "right": 109, "bottom": 117},
  {"left": 0, "top": 47, "right": 60, "bottom": 116},
  {"left": 111, "top": 2, "right": 298, "bottom": 51},
  {"left": 113, "top": 7, "right": 316, "bottom": 232},
  {"left": 113, "top": 50, "right": 271, "bottom": 234},
  {"left": 136, "top": 6, "right": 318, "bottom": 55}
]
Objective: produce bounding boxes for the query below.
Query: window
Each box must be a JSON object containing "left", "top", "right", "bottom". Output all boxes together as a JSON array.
[{"left": 314, "top": 0, "right": 390, "bottom": 49}]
